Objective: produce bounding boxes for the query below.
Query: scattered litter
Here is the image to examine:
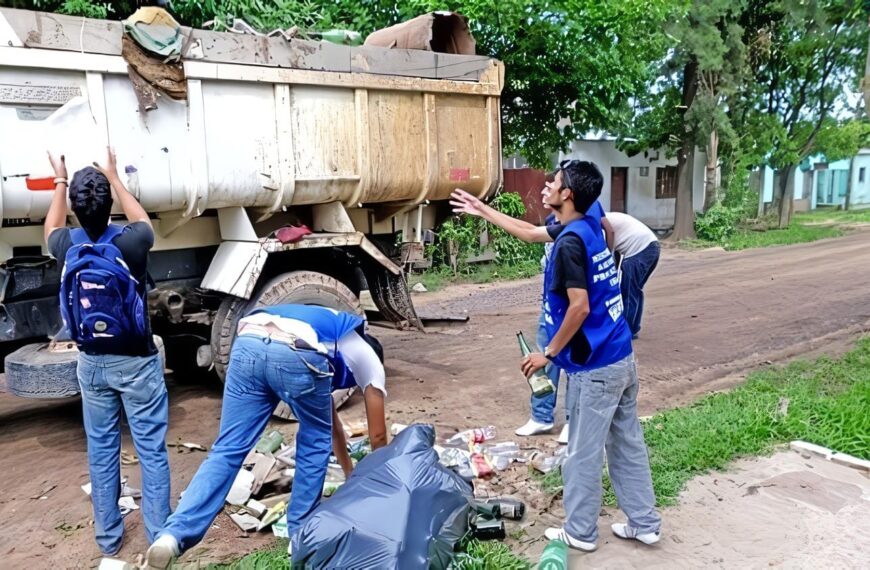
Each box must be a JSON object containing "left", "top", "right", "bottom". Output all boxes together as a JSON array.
[
  {"left": 121, "top": 450, "right": 139, "bottom": 465},
  {"left": 98, "top": 557, "right": 134, "bottom": 570},
  {"left": 470, "top": 515, "right": 505, "bottom": 540},
  {"left": 226, "top": 469, "right": 255, "bottom": 506},
  {"left": 229, "top": 512, "right": 261, "bottom": 532},
  {"left": 275, "top": 445, "right": 296, "bottom": 467},
  {"left": 167, "top": 440, "right": 208, "bottom": 453},
  {"left": 343, "top": 420, "right": 368, "bottom": 438},
  {"left": 118, "top": 496, "right": 139, "bottom": 516},
  {"left": 250, "top": 453, "right": 278, "bottom": 496},
  {"left": 347, "top": 437, "right": 371, "bottom": 461},
  {"left": 272, "top": 514, "right": 289, "bottom": 538},
  {"left": 121, "top": 481, "right": 142, "bottom": 499},
  {"left": 530, "top": 448, "right": 567, "bottom": 474},
  {"left": 478, "top": 441, "right": 522, "bottom": 471},
  {"left": 411, "top": 282, "right": 428, "bottom": 293},
  {"left": 244, "top": 499, "right": 268, "bottom": 519},
  {"left": 255, "top": 430, "right": 284, "bottom": 454},
  {"left": 30, "top": 484, "right": 57, "bottom": 500},
  {"left": 258, "top": 501, "right": 287, "bottom": 531},
  {"left": 445, "top": 425, "right": 496, "bottom": 447}
]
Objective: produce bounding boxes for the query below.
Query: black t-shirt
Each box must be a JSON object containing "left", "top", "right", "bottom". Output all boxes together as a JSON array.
[
  {"left": 548, "top": 233, "right": 591, "bottom": 364},
  {"left": 49, "top": 222, "right": 157, "bottom": 356}
]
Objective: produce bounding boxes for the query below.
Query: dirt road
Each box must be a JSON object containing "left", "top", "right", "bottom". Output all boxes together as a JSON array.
[{"left": 1, "top": 231, "right": 869, "bottom": 568}]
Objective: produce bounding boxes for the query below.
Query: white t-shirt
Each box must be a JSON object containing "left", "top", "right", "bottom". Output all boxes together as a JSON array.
[
  {"left": 607, "top": 212, "right": 658, "bottom": 258},
  {"left": 238, "top": 314, "right": 386, "bottom": 395}
]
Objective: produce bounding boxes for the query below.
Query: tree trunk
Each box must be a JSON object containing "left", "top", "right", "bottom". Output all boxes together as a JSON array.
[
  {"left": 673, "top": 144, "right": 697, "bottom": 239},
  {"left": 672, "top": 58, "right": 699, "bottom": 240},
  {"left": 776, "top": 165, "right": 795, "bottom": 228},
  {"left": 703, "top": 128, "right": 719, "bottom": 212}
]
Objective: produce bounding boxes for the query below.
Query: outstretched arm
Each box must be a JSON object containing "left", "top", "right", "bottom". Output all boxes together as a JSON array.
[
  {"left": 331, "top": 403, "right": 354, "bottom": 477},
  {"left": 450, "top": 189, "right": 554, "bottom": 243},
  {"left": 44, "top": 152, "right": 69, "bottom": 242}
]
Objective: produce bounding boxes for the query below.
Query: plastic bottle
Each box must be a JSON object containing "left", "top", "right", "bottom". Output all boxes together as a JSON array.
[
  {"left": 470, "top": 453, "right": 493, "bottom": 478},
  {"left": 444, "top": 426, "right": 496, "bottom": 446},
  {"left": 255, "top": 430, "right": 284, "bottom": 454},
  {"left": 517, "top": 331, "right": 556, "bottom": 396},
  {"left": 485, "top": 497, "right": 526, "bottom": 520},
  {"left": 538, "top": 540, "right": 568, "bottom": 569}
]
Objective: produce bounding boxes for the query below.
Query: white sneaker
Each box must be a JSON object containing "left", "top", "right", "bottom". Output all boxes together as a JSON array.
[
  {"left": 144, "top": 534, "right": 179, "bottom": 569},
  {"left": 544, "top": 527, "right": 597, "bottom": 552},
  {"left": 611, "top": 522, "right": 661, "bottom": 545},
  {"left": 557, "top": 424, "right": 569, "bottom": 444},
  {"left": 515, "top": 419, "right": 554, "bottom": 436}
]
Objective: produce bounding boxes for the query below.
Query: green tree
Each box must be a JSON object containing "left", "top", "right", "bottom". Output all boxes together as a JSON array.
[
  {"left": 745, "top": 0, "right": 867, "bottom": 227},
  {"left": 619, "top": 0, "right": 749, "bottom": 240},
  {"left": 19, "top": 0, "right": 676, "bottom": 171}
]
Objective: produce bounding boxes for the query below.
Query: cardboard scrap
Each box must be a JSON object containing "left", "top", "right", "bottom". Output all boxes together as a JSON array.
[
  {"left": 250, "top": 454, "right": 278, "bottom": 496},
  {"left": 226, "top": 469, "right": 255, "bottom": 506},
  {"left": 230, "top": 512, "right": 261, "bottom": 532}
]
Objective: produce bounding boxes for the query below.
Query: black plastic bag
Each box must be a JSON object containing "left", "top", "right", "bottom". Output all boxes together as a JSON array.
[{"left": 291, "top": 424, "right": 473, "bottom": 569}]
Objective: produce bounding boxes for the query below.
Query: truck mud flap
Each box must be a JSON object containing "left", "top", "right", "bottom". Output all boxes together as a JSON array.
[{"left": 365, "top": 267, "right": 425, "bottom": 332}]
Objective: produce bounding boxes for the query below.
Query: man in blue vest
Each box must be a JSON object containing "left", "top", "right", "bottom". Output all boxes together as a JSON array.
[
  {"left": 449, "top": 185, "right": 612, "bottom": 443},
  {"left": 144, "top": 304, "right": 386, "bottom": 568},
  {"left": 520, "top": 160, "right": 661, "bottom": 552}
]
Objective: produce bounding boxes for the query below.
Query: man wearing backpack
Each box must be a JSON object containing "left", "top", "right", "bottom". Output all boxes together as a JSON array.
[{"left": 45, "top": 148, "right": 170, "bottom": 556}]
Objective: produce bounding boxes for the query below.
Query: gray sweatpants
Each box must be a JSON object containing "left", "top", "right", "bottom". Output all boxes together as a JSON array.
[{"left": 563, "top": 353, "right": 661, "bottom": 542}]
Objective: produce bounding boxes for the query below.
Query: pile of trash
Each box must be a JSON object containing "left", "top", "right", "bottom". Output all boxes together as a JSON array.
[
  {"left": 434, "top": 424, "right": 567, "bottom": 479},
  {"left": 222, "top": 423, "right": 373, "bottom": 536}
]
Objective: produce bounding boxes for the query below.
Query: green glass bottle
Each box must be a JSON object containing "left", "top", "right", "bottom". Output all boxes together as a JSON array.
[
  {"left": 538, "top": 540, "right": 568, "bottom": 570},
  {"left": 517, "top": 331, "right": 555, "bottom": 397}
]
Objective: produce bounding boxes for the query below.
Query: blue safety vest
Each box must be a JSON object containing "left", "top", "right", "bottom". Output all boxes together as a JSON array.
[
  {"left": 542, "top": 216, "right": 632, "bottom": 372},
  {"left": 247, "top": 304, "right": 363, "bottom": 388}
]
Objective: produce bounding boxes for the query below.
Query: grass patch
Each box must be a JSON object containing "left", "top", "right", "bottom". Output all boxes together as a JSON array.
[
  {"left": 718, "top": 223, "right": 843, "bottom": 250},
  {"left": 452, "top": 539, "right": 532, "bottom": 570},
  {"left": 536, "top": 338, "right": 870, "bottom": 505},
  {"left": 412, "top": 260, "right": 542, "bottom": 292},
  {"left": 206, "top": 543, "right": 289, "bottom": 569},
  {"left": 794, "top": 208, "right": 870, "bottom": 225},
  {"left": 684, "top": 207, "right": 870, "bottom": 251},
  {"left": 207, "top": 535, "right": 533, "bottom": 570}
]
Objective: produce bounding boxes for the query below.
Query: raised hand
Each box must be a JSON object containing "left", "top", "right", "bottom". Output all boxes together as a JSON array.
[
  {"left": 47, "top": 151, "right": 68, "bottom": 179},
  {"left": 449, "top": 188, "right": 486, "bottom": 217},
  {"left": 93, "top": 146, "right": 119, "bottom": 181}
]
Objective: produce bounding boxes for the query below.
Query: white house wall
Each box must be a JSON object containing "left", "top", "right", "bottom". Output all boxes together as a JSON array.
[
  {"left": 561, "top": 140, "right": 706, "bottom": 228},
  {"left": 849, "top": 151, "right": 870, "bottom": 207}
]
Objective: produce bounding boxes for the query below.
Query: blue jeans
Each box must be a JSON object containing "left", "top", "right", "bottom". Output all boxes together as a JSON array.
[
  {"left": 530, "top": 313, "right": 565, "bottom": 424},
  {"left": 160, "top": 335, "right": 333, "bottom": 553},
  {"left": 620, "top": 242, "right": 660, "bottom": 336},
  {"left": 78, "top": 352, "right": 171, "bottom": 555},
  {"left": 562, "top": 354, "right": 660, "bottom": 542}
]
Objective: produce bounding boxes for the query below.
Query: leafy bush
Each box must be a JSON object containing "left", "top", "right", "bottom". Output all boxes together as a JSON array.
[
  {"left": 428, "top": 192, "right": 543, "bottom": 275},
  {"left": 694, "top": 202, "right": 741, "bottom": 242}
]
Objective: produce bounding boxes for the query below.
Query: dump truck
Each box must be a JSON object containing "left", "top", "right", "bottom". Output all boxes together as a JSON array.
[{"left": 0, "top": 8, "right": 503, "bottom": 408}]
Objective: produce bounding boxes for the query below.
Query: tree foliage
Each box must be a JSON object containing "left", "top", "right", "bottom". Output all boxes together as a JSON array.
[{"left": 13, "top": 0, "right": 675, "bottom": 170}]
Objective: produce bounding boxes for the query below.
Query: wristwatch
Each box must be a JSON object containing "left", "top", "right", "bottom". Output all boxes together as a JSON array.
[{"left": 544, "top": 346, "right": 555, "bottom": 360}]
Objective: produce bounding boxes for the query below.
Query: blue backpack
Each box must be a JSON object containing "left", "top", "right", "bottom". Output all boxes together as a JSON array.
[{"left": 59, "top": 224, "right": 147, "bottom": 352}]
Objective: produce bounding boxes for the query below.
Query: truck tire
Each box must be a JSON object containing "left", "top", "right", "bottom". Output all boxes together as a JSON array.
[
  {"left": 4, "top": 336, "right": 166, "bottom": 399},
  {"left": 4, "top": 342, "right": 79, "bottom": 398},
  {"left": 210, "top": 271, "right": 363, "bottom": 420}
]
